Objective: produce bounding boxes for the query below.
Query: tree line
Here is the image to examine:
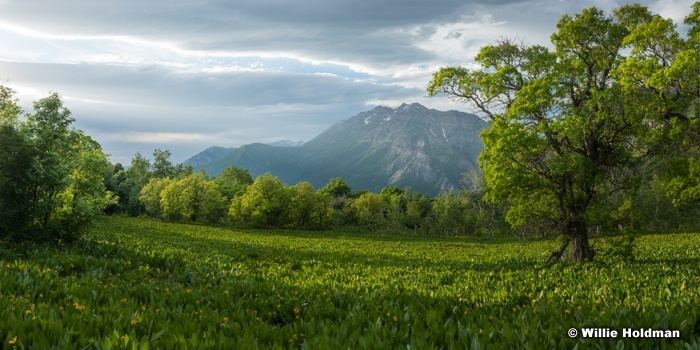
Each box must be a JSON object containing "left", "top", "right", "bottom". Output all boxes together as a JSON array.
[
  {"left": 2, "top": 3, "right": 700, "bottom": 269},
  {"left": 102, "top": 147, "right": 700, "bottom": 240},
  {"left": 103, "top": 150, "right": 511, "bottom": 235}
]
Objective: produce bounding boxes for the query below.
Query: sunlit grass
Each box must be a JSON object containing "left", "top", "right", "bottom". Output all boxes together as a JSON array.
[{"left": 0, "top": 216, "right": 698, "bottom": 348}]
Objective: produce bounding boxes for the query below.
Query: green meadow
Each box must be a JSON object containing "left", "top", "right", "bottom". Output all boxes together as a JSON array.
[{"left": 1, "top": 216, "right": 698, "bottom": 349}]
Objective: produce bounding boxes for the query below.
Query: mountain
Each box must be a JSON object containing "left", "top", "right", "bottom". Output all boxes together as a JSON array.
[
  {"left": 184, "top": 103, "right": 487, "bottom": 196},
  {"left": 183, "top": 146, "right": 234, "bottom": 168},
  {"left": 266, "top": 139, "right": 304, "bottom": 147}
]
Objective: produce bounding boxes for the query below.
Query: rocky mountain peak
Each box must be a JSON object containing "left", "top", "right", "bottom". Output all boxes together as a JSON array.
[{"left": 185, "top": 103, "right": 487, "bottom": 196}]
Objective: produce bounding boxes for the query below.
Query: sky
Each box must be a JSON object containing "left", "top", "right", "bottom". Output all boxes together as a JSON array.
[{"left": 0, "top": 0, "right": 696, "bottom": 164}]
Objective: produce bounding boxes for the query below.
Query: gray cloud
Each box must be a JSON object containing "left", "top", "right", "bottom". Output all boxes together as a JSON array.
[
  {"left": 0, "top": 61, "right": 413, "bottom": 107},
  {"left": 0, "top": 60, "right": 420, "bottom": 163},
  {"left": 1, "top": 0, "right": 697, "bottom": 164}
]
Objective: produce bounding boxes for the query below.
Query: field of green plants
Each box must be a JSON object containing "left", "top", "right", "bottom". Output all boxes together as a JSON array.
[{"left": 1, "top": 216, "right": 699, "bottom": 349}]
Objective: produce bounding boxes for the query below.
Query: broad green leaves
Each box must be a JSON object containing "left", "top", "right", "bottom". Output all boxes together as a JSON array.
[{"left": 1, "top": 216, "right": 698, "bottom": 348}]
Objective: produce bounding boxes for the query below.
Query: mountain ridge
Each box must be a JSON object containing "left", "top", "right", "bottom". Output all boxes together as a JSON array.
[{"left": 184, "top": 103, "right": 487, "bottom": 196}]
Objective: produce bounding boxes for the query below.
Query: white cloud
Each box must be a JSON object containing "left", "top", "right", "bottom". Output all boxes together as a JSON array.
[
  {"left": 102, "top": 132, "right": 215, "bottom": 143},
  {"left": 650, "top": 0, "right": 697, "bottom": 24}
]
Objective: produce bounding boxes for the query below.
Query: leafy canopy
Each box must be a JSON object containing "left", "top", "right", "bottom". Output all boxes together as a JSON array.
[
  {"left": 0, "top": 87, "right": 114, "bottom": 242},
  {"left": 427, "top": 4, "right": 700, "bottom": 261}
]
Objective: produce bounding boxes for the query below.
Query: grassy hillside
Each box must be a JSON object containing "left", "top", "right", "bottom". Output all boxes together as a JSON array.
[{"left": 1, "top": 217, "right": 698, "bottom": 348}]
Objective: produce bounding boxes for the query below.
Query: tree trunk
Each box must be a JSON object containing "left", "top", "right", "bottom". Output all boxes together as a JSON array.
[
  {"left": 544, "top": 238, "right": 570, "bottom": 268},
  {"left": 569, "top": 219, "right": 595, "bottom": 262}
]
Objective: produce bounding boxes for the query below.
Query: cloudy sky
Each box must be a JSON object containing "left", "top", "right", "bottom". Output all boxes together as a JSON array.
[{"left": 0, "top": 0, "right": 695, "bottom": 164}]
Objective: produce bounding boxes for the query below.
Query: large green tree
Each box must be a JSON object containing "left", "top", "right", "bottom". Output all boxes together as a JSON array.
[
  {"left": 427, "top": 4, "right": 699, "bottom": 264},
  {"left": 0, "top": 87, "right": 113, "bottom": 242},
  {"left": 616, "top": 4, "right": 700, "bottom": 206}
]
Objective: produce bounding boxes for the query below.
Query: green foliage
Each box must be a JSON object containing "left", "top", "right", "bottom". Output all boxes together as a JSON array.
[
  {"left": 427, "top": 4, "right": 700, "bottom": 261},
  {"left": 123, "top": 153, "right": 153, "bottom": 215},
  {"left": 351, "top": 192, "right": 388, "bottom": 231},
  {"left": 160, "top": 173, "right": 228, "bottom": 224},
  {"left": 0, "top": 216, "right": 698, "bottom": 348},
  {"left": 430, "top": 192, "right": 471, "bottom": 236},
  {"left": 612, "top": 4, "right": 700, "bottom": 207},
  {"left": 314, "top": 191, "right": 334, "bottom": 229},
  {"left": 55, "top": 132, "right": 116, "bottom": 234},
  {"left": 221, "top": 172, "right": 505, "bottom": 235},
  {"left": 229, "top": 173, "right": 291, "bottom": 227},
  {"left": 214, "top": 165, "right": 253, "bottom": 199},
  {"left": 403, "top": 188, "right": 432, "bottom": 232},
  {"left": 105, "top": 149, "right": 193, "bottom": 218},
  {"left": 662, "top": 155, "right": 700, "bottom": 206},
  {"left": 288, "top": 182, "right": 319, "bottom": 229},
  {"left": 138, "top": 173, "right": 228, "bottom": 225},
  {"left": 320, "top": 177, "right": 351, "bottom": 203},
  {"left": 320, "top": 177, "right": 353, "bottom": 229},
  {"left": 139, "top": 177, "right": 173, "bottom": 219},
  {"left": 0, "top": 87, "right": 113, "bottom": 242},
  {"left": 151, "top": 149, "right": 176, "bottom": 179},
  {"left": 0, "top": 125, "right": 35, "bottom": 239}
]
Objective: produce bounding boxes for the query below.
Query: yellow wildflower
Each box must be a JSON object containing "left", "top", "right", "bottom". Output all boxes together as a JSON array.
[{"left": 9, "top": 336, "right": 17, "bottom": 345}]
